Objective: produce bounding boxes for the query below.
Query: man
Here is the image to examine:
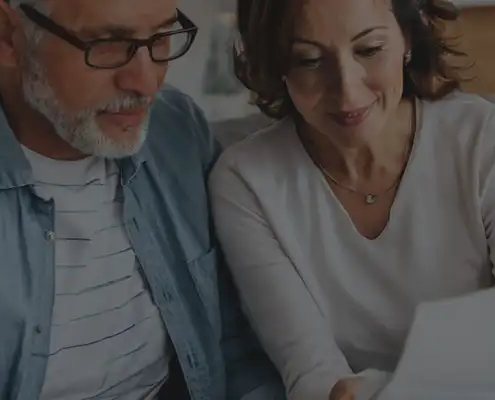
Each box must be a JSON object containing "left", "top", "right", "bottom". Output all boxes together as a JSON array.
[{"left": 0, "top": 0, "right": 284, "bottom": 399}]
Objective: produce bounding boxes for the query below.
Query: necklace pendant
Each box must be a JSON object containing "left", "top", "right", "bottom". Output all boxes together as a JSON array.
[{"left": 365, "top": 194, "right": 377, "bottom": 205}]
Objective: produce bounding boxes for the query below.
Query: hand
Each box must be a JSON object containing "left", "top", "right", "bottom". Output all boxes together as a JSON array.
[{"left": 329, "top": 377, "right": 364, "bottom": 400}]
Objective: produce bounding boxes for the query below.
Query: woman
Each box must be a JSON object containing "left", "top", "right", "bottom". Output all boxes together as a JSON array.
[{"left": 209, "top": 0, "right": 495, "bottom": 399}]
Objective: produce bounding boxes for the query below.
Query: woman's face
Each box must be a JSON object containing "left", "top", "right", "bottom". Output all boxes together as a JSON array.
[{"left": 286, "top": 0, "right": 408, "bottom": 146}]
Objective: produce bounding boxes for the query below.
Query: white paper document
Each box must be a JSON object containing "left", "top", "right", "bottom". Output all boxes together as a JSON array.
[{"left": 376, "top": 288, "right": 495, "bottom": 400}]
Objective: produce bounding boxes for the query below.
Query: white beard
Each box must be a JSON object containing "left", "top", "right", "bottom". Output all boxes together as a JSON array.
[{"left": 21, "top": 52, "right": 152, "bottom": 159}]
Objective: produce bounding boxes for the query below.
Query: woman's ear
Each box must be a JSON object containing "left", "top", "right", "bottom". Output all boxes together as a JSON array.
[
  {"left": 402, "top": 32, "right": 412, "bottom": 65},
  {"left": 404, "top": 50, "right": 412, "bottom": 65}
]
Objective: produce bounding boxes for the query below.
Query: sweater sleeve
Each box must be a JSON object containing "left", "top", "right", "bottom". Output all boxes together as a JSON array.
[
  {"left": 209, "top": 155, "right": 391, "bottom": 400},
  {"left": 479, "top": 113, "right": 495, "bottom": 274}
]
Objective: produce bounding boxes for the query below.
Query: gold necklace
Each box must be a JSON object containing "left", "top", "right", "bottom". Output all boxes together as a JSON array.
[{"left": 315, "top": 162, "right": 402, "bottom": 205}]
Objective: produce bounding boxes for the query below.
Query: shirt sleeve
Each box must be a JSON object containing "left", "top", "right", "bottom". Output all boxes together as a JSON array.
[
  {"left": 187, "top": 102, "right": 286, "bottom": 400},
  {"left": 479, "top": 114, "right": 495, "bottom": 274},
  {"left": 210, "top": 155, "right": 361, "bottom": 400}
]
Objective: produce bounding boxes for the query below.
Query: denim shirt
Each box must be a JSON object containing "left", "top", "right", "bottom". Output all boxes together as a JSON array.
[{"left": 0, "top": 86, "right": 284, "bottom": 400}]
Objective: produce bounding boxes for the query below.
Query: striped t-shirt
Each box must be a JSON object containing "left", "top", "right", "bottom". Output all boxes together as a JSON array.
[{"left": 22, "top": 146, "right": 171, "bottom": 400}]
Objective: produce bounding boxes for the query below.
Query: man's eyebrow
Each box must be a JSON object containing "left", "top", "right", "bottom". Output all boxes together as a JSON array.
[
  {"left": 154, "top": 14, "right": 180, "bottom": 30},
  {"left": 77, "top": 13, "right": 179, "bottom": 38}
]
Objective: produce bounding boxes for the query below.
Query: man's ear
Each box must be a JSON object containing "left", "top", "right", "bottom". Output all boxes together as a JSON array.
[{"left": 0, "top": 1, "right": 24, "bottom": 68}]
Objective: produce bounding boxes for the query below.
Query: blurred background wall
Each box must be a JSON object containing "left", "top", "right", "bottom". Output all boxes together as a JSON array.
[{"left": 167, "top": 0, "right": 257, "bottom": 122}]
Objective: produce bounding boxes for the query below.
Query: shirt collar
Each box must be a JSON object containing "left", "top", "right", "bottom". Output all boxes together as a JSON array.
[{"left": 0, "top": 106, "right": 33, "bottom": 189}]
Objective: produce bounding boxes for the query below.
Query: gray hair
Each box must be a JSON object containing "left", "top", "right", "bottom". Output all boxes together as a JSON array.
[{"left": 7, "top": 0, "right": 51, "bottom": 44}]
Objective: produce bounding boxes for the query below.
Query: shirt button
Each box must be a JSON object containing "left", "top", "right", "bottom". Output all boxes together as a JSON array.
[
  {"left": 34, "top": 325, "right": 42, "bottom": 334},
  {"left": 45, "top": 231, "right": 55, "bottom": 242}
]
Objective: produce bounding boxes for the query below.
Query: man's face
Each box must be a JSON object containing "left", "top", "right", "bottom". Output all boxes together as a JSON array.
[{"left": 20, "top": 0, "right": 178, "bottom": 158}]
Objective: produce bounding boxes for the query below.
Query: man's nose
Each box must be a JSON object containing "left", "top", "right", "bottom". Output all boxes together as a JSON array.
[{"left": 115, "top": 47, "right": 166, "bottom": 98}]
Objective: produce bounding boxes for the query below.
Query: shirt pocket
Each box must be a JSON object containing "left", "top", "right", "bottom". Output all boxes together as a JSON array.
[{"left": 187, "top": 247, "right": 221, "bottom": 335}]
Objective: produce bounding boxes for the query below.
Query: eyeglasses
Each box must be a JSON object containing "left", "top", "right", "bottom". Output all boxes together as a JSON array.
[{"left": 19, "top": 4, "right": 198, "bottom": 69}]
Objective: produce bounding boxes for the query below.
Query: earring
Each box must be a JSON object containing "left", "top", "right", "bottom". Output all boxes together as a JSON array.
[{"left": 404, "top": 51, "right": 412, "bottom": 65}]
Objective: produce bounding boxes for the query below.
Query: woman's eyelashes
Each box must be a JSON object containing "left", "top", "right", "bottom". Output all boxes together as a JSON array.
[
  {"left": 293, "top": 57, "right": 323, "bottom": 68},
  {"left": 356, "top": 45, "right": 385, "bottom": 58},
  {"left": 291, "top": 44, "right": 386, "bottom": 68}
]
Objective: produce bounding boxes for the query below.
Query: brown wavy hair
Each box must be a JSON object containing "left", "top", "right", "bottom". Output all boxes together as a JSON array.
[{"left": 234, "top": 0, "right": 468, "bottom": 119}]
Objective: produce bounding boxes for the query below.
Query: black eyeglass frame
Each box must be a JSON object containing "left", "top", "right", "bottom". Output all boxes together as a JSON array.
[{"left": 19, "top": 4, "right": 198, "bottom": 69}]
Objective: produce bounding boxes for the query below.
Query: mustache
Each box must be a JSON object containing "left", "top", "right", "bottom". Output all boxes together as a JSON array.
[{"left": 96, "top": 95, "right": 153, "bottom": 113}]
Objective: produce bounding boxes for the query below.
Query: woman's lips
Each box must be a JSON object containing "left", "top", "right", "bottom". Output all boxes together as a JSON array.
[{"left": 329, "top": 103, "right": 375, "bottom": 127}]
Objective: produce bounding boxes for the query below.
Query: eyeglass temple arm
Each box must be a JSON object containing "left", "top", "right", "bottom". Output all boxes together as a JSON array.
[{"left": 20, "top": 4, "right": 87, "bottom": 50}]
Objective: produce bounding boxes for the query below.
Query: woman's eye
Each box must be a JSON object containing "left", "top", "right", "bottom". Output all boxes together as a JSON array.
[
  {"left": 357, "top": 46, "right": 384, "bottom": 58},
  {"left": 292, "top": 57, "right": 322, "bottom": 68}
]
